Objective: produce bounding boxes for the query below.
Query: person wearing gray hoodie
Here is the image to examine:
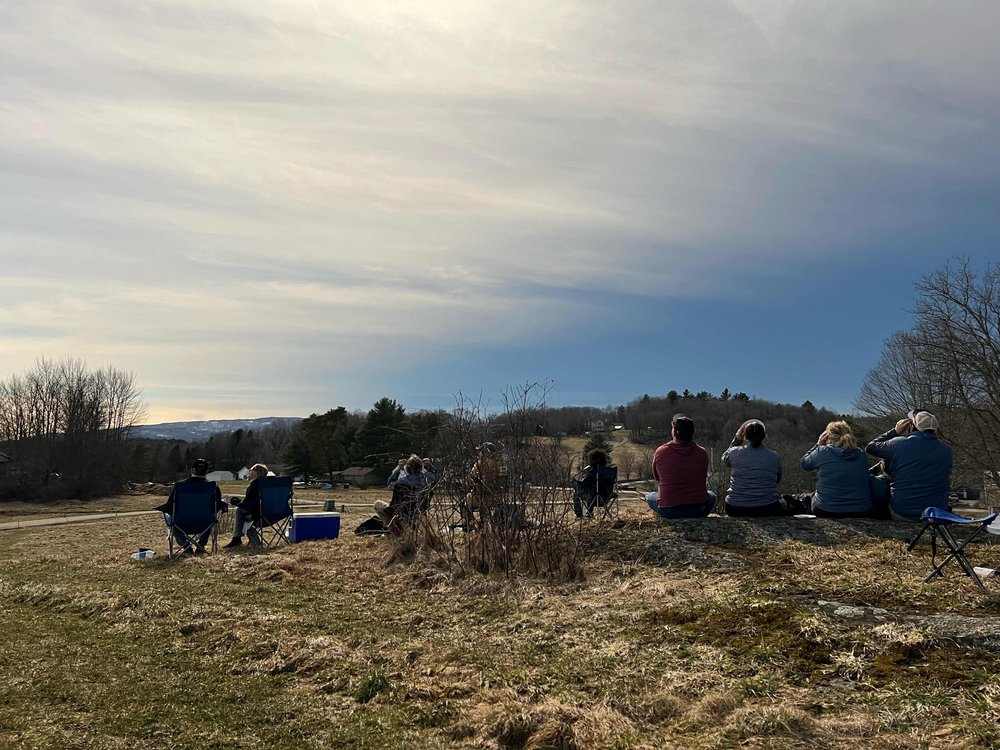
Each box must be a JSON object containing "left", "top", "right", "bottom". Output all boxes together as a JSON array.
[{"left": 721, "top": 420, "right": 784, "bottom": 516}]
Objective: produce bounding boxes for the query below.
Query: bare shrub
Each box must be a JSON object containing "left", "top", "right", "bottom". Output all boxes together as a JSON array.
[{"left": 393, "top": 382, "right": 600, "bottom": 581}]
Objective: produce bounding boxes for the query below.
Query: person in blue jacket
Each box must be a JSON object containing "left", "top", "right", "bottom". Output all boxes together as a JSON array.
[
  {"left": 865, "top": 410, "right": 952, "bottom": 521},
  {"left": 800, "top": 421, "right": 874, "bottom": 518}
]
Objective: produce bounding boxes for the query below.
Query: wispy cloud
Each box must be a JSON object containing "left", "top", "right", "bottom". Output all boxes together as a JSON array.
[{"left": 2, "top": 1, "right": 999, "bottom": 419}]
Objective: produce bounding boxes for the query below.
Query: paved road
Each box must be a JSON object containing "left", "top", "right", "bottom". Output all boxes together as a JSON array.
[{"left": 0, "top": 510, "right": 159, "bottom": 531}]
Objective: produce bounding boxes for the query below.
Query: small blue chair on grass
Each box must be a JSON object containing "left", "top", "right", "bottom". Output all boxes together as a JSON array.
[
  {"left": 253, "top": 476, "right": 294, "bottom": 546},
  {"left": 906, "top": 507, "right": 998, "bottom": 592},
  {"left": 165, "top": 482, "right": 220, "bottom": 558}
]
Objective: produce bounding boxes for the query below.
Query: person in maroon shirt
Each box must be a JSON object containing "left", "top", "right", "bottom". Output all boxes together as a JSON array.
[{"left": 645, "top": 415, "right": 717, "bottom": 518}]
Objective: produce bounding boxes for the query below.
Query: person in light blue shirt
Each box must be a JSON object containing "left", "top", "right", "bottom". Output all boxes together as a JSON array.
[
  {"left": 865, "top": 411, "right": 952, "bottom": 522},
  {"left": 800, "top": 421, "right": 874, "bottom": 518},
  {"left": 721, "top": 420, "right": 785, "bottom": 516}
]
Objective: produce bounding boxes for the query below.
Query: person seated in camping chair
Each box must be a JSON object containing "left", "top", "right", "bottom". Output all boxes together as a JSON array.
[
  {"left": 573, "top": 448, "right": 614, "bottom": 519},
  {"left": 154, "top": 458, "right": 225, "bottom": 555},
  {"left": 224, "top": 462, "right": 269, "bottom": 548},
  {"left": 374, "top": 456, "right": 432, "bottom": 533}
]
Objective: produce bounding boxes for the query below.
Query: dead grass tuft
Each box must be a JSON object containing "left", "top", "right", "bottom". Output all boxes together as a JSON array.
[
  {"left": 636, "top": 691, "right": 688, "bottom": 723},
  {"left": 258, "top": 634, "right": 350, "bottom": 676},
  {"left": 724, "top": 704, "right": 820, "bottom": 743},
  {"left": 684, "top": 691, "right": 742, "bottom": 728}
]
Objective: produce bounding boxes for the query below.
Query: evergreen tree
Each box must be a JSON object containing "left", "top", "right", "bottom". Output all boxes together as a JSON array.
[
  {"left": 301, "top": 408, "right": 351, "bottom": 482},
  {"left": 351, "top": 397, "right": 412, "bottom": 475},
  {"left": 582, "top": 433, "right": 614, "bottom": 462}
]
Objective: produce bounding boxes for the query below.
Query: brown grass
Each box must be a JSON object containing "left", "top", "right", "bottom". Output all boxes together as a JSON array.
[{"left": 1, "top": 489, "right": 999, "bottom": 749}]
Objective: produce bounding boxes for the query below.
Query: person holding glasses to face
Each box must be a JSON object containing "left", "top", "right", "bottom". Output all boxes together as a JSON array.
[{"left": 225, "top": 463, "right": 268, "bottom": 548}]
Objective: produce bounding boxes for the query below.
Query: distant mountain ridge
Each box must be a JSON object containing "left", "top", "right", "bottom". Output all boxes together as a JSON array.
[{"left": 132, "top": 417, "right": 302, "bottom": 442}]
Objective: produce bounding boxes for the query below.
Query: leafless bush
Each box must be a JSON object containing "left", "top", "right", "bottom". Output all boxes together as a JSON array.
[{"left": 394, "top": 382, "right": 595, "bottom": 581}]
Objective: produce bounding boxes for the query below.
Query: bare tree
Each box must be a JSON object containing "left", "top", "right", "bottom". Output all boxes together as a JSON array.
[
  {"left": 855, "top": 259, "right": 1000, "bottom": 487},
  {"left": 0, "top": 358, "right": 147, "bottom": 499}
]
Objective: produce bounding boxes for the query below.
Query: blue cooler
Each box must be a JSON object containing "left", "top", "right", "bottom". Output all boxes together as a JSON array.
[{"left": 289, "top": 512, "right": 341, "bottom": 542}]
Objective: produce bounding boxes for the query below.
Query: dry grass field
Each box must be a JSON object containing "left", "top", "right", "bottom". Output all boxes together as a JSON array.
[{"left": 2, "top": 483, "right": 1000, "bottom": 749}]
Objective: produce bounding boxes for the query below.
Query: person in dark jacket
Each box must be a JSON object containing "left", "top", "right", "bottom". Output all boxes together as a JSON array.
[
  {"left": 224, "top": 463, "right": 268, "bottom": 548},
  {"left": 866, "top": 411, "right": 952, "bottom": 521},
  {"left": 646, "top": 415, "right": 716, "bottom": 518},
  {"left": 800, "top": 421, "right": 874, "bottom": 518},
  {"left": 155, "top": 458, "right": 224, "bottom": 554},
  {"left": 573, "top": 448, "right": 615, "bottom": 518}
]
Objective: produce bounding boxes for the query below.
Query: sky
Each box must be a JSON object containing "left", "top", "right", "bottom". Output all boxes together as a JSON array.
[{"left": 2, "top": 1, "right": 999, "bottom": 423}]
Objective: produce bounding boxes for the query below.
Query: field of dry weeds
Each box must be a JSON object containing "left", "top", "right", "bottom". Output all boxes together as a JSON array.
[{"left": 1, "top": 485, "right": 999, "bottom": 749}]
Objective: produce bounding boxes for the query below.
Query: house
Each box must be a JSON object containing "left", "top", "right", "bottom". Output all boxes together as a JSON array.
[
  {"left": 332, "top": 466, "right": 380, "bottom": 488},
  {"left": 206, "top": 470, "right": 235, "bottom": 482},
  {"left": 237, "top": 466, "right": 251, "bottom": 480}
]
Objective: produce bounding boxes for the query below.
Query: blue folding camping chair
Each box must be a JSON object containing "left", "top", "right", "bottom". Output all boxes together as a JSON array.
[
  {"left": 252, "top": 476, "right": 294, "bottom": 546},
  {"left": 164, "top": 481, "right": 220, "bottom": 557},
  {"left": 906, "top": 507, "right": 998, "bottom": 592}
]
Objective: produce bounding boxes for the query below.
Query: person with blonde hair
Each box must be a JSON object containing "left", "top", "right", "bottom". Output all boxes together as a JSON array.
[{"left": 800, "top": 421, "right": 874, "bottom": 518}]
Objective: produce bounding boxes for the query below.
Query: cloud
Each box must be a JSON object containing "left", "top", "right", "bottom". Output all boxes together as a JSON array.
[{"left": 2, "top": 1, "right": 999, "bottom": 419}]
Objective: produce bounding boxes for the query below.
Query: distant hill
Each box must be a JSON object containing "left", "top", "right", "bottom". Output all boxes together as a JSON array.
[{"left": 132, "top": 417, "right": 302, "bottom": 442}]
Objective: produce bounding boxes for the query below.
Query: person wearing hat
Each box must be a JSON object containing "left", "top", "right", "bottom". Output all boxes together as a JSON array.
[
  {"left": 224, "top": 462, "right": 269, "bottom": 548},
  {"left": 154, "top": 458, "right": 225, "bottom": 554},
  {"left": 865, "top": 410, "right": 952, "bottom": 521}
]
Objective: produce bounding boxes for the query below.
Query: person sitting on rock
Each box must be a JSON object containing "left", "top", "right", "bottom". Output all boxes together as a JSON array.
[
  {"left": 800, "top": 421, "right": 874, "bottom": 518},
  {"left": 721, "top": 420, "right": 787, "bottom": 517},
  {"left": 865, "top": 410, "right": 952, "bottom": 522},
  {"left": 645, "top": 415, "right": 716, "bottom": 519}
]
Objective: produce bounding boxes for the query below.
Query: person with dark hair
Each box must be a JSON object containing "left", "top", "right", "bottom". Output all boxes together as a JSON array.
[
  {"left": 154, "top": 458, "right": 224, "bottom": 554},
  {"left": 800, "top": 422, "right": 874, "bottom": 518},
  {"left": 573, "top": 448, "right": 612, "bottom": 518},
  {"left": 645, "top": 415, "right": 716, "bottom": 519},
  {"left": 721, "top": 420, "right": 786, "bottom": 516},
  {"left": 224, "top": 462, "right": 269, "bottom": 548},
  {"left": 865, "top": 410, "right": 952, "bottom": 521}
]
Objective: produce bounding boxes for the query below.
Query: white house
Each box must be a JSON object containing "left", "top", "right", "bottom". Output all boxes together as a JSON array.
[
  {"left": 206, "top": 470, "right": 235, "bottom": 482},
  {"left": 237, "top": 466, "right": 251, "bottom": 480}
]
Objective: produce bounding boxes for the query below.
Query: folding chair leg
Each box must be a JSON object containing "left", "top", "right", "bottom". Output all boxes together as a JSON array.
[
  {"left": 906, "top": 521, "right": 931, "bottom": 552},
  {"left": 926, "top": 525, "right": 990, "bottom": 592}
]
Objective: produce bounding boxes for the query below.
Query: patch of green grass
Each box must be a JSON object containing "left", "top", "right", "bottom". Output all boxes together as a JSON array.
[{"left": 355, "top": 668, "right": 391, "bottom": 703}]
